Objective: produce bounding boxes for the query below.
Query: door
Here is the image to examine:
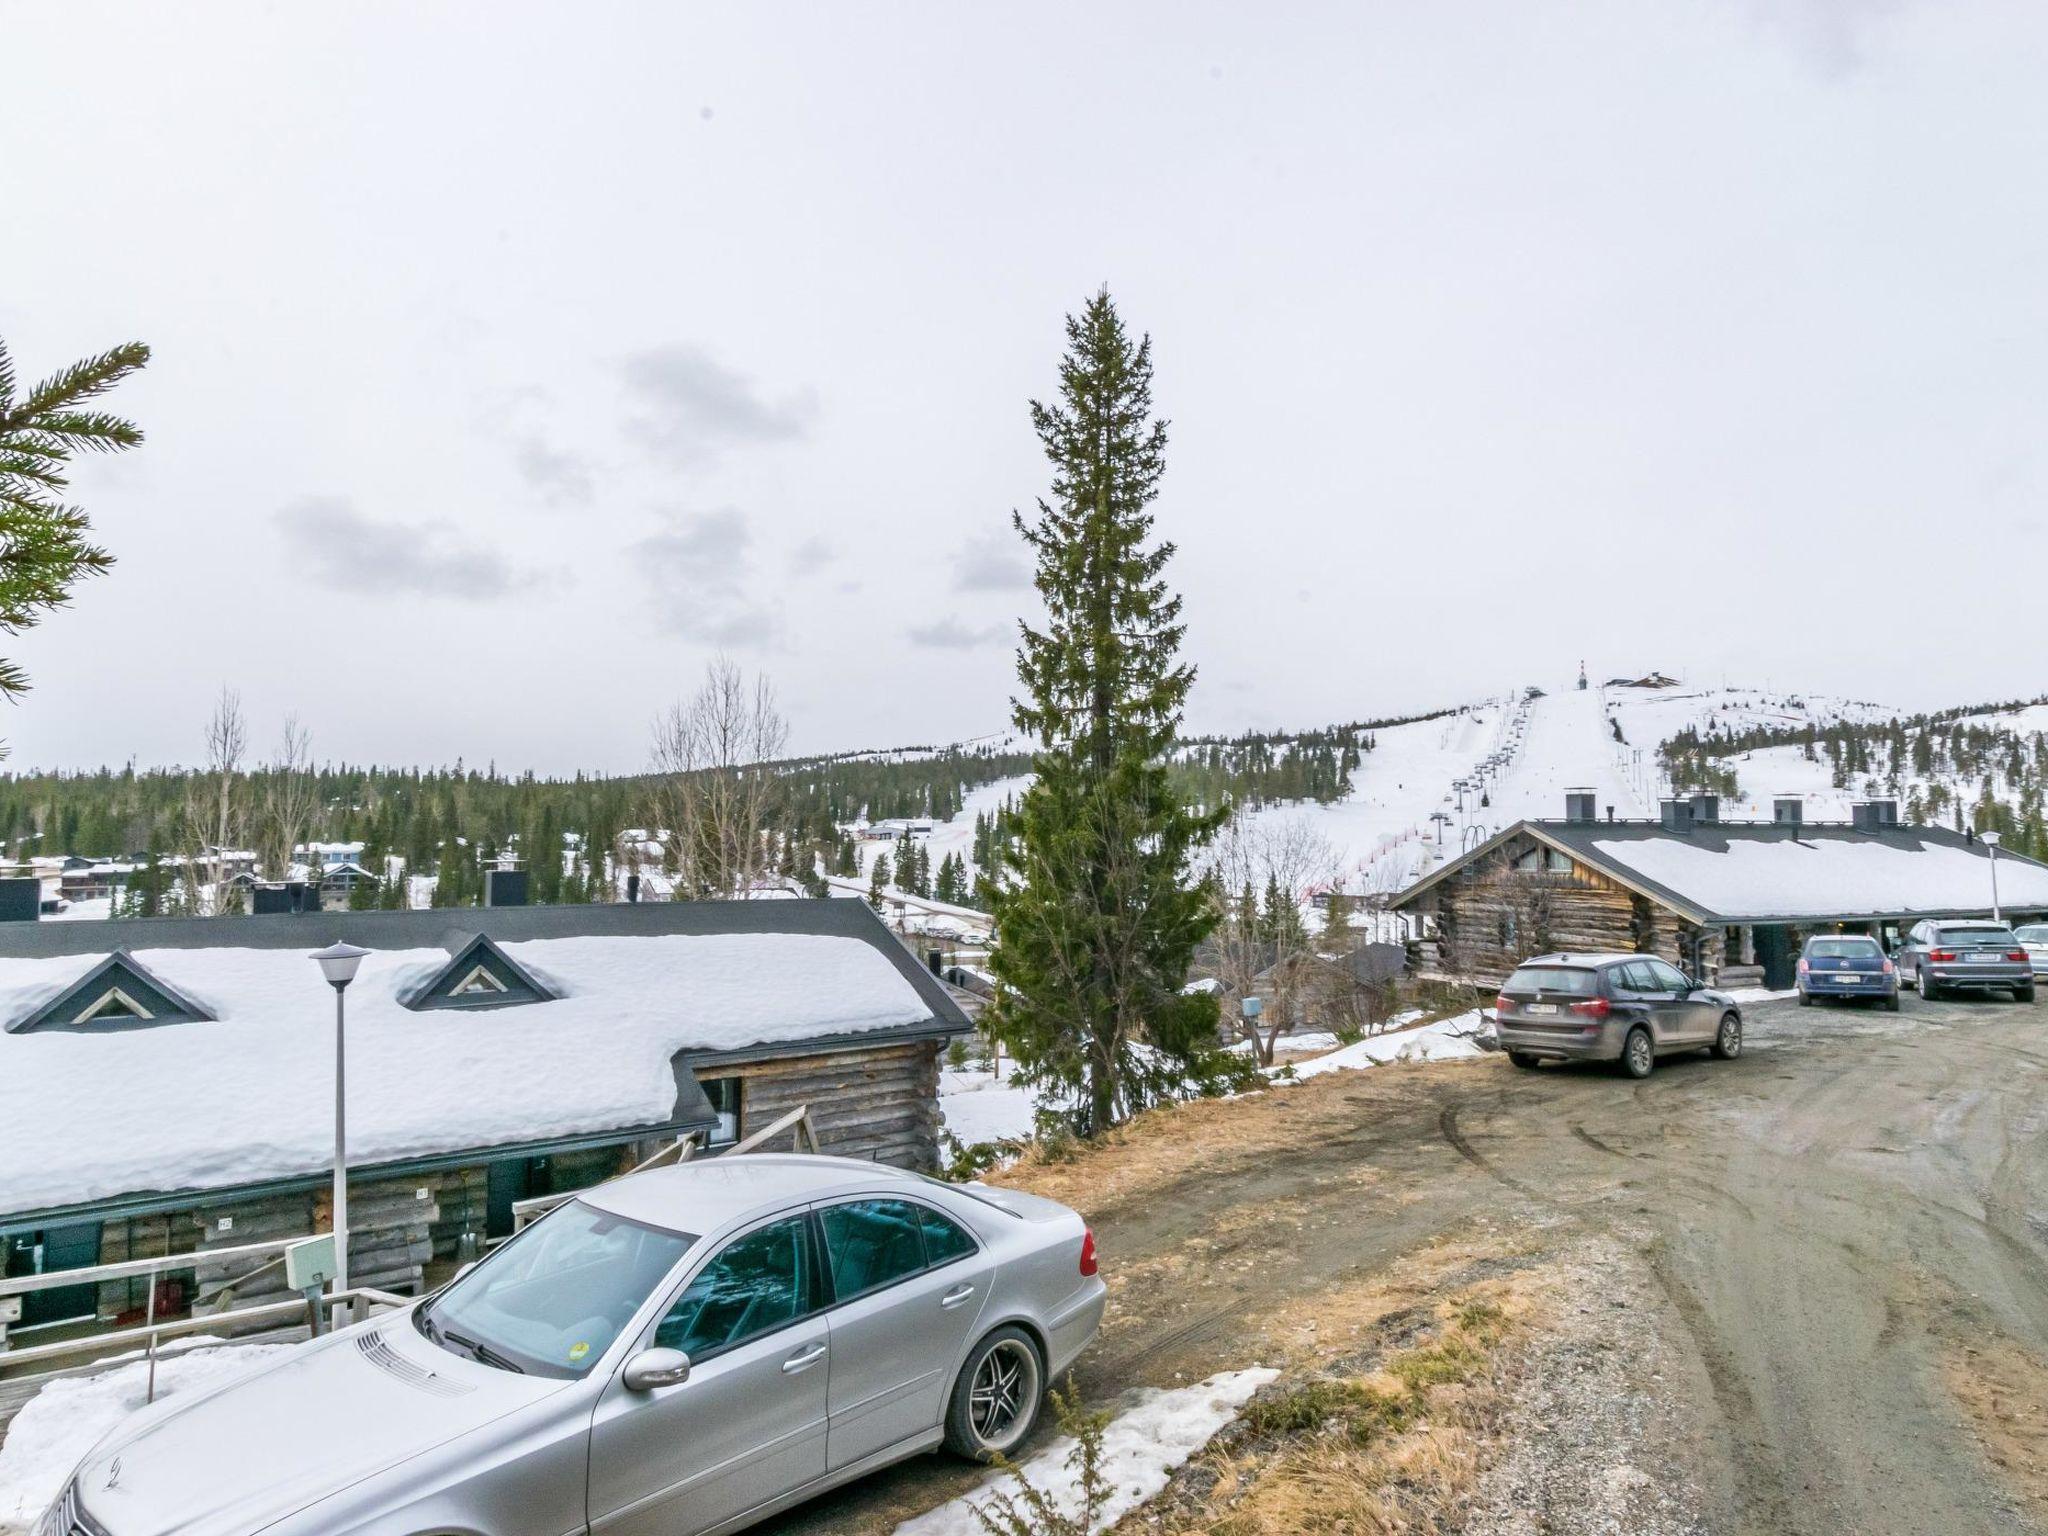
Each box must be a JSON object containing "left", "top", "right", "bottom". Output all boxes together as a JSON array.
[
  {"left": 1643, "top": 958, "right": 1715, "bottom": 1040},
  {"left": 816, "top": 1198, "right": 993, "bottom": 1471},
  {"left": 588, "top": 1214, "right": 827, "bottom": 1536},
  {"left": 1615, "top": 961, "right": 1684, "bottom": 1046},
  {"left": 1755, "top": 925, "right": 1797, "bottom": 991},
  {"left": 6, "top": 1222, "right": 102, "bottom": 1329}
]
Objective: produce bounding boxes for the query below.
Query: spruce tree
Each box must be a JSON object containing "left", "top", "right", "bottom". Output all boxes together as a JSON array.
[
  {"left": 866, "top": 855, "right": 888, "bottom": 911},
  {"left": 987, "top": 289, "right": 1223, "bottom": 1135}
]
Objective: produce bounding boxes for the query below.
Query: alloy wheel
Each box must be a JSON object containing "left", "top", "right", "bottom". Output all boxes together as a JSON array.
[{"left": 970, "top": 1339, "right": 1039, "bottom": 1451}]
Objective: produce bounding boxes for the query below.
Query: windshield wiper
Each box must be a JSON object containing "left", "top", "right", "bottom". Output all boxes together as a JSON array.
[{"left": 444, "top": 1328, "right": 525, "bottom": 1373}]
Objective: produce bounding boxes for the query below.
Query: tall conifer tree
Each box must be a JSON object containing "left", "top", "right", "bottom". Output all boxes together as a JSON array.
[{"left": 987, "top": 289, "right": 1223, "bottom": 1135}]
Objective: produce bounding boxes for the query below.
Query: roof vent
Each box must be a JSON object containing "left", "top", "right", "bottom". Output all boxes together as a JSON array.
[
  {"left": 1851, "top": 800, "right": 1898, "bottom": 833},
  {"left": 1774, "top": 797, "right": 1803, "bottom": 826},
  {"left": 1688, "top": 793, "right": 1720, "bottom": 825},
  {"left": 1659, "top": 799, "right": 1694, "bottom": 835},
  {"left": 485, "top": 868, "right": 529, "bottom": 908},
  {"left": 1564, "top": 789, "right": 1597, "bottom": 825},
  {"left": 0, "top": 877, "right": 40, "bottom": 923}
]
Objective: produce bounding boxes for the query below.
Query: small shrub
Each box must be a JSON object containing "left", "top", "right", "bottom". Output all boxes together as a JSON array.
[{"left": 970, "top": 1383, "right": 1111, "bottom": 1536}]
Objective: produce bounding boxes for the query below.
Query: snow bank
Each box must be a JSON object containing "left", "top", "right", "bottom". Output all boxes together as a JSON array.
[
  {"left": 940, "top": 1067, "right": 1038, "bottom": 1145},
  {"left": 0, "top": 933, "right": 933, "bottom": 1213},
  {"left": 894, "top": 1368, "right": 1277, "bottom": 1536},
  {"left": 0, "top": 1340, "right": 287, "bottom": 1527},
  {"left": 1273, "top": 1010, "right": 1491, "bottom": 1080}
]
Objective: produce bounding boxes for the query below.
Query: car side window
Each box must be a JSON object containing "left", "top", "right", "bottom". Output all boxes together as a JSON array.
[
  {"left": 1645, "top": 959, "right": 1690, "bottom": 992},
  {"left": 654, "top": 1215, "right": 811, "bottom": 1359},
  {"left": 1615, "top": 961, "right": 1658, "bottom": 994},
  {"left": 916, "top": 1204, "right": 979, "bottom": 1268},
  {"left": 820, "top": 1199, "right": 930, "bottom": 1302}
]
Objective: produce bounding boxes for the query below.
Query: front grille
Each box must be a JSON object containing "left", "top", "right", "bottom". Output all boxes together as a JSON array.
[
  {"left": 61, "top": 1481, "right": 107, "bottom": 1536},
  {"left": 354, "top": 1330, "right": 474, "bottom": 1397}
]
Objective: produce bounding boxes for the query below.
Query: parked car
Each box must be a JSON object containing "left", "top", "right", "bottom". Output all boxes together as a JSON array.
[
  {"left": 1797, "top": 935, "right": 1900, "bottom": 1010},
  {"left": 41, "top": 1155, "right": 1106, "bottom": 1536},
  {"left": 2015, "top": 922, "right": 2048, "bottom": 980},
  {"left": 1494, "top": 952, "right": 1743, "bottom": 1078},
  {"left": 1894, "top": 919, "right": 2036, "bottom": 1002}
]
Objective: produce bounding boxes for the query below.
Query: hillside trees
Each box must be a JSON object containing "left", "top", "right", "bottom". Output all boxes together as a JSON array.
[
  {"left": 0, "top": 336, "right": 149, "bottom": 746},
  {"left": 986, "top": 289, "right": 1226, "bottom": 1134}
]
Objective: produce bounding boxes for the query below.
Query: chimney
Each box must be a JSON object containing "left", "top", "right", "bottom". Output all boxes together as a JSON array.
[
  {"left": 0, "top": 877, "right": 41, "bottom": 922},
  {"left": 1774, "top": 797, "right": 1804, "bottom": 827},
  {"left": 485, "top": 869, "right": 530, "bottom": 907},
  {"left": 1851, "top": 800, "right": 1897, "bottom": 833},
  {"left": 1873, "top": 798, "right": 1897, "bottom": 827},
  {"left": 1564, "top": 789, "right": 1597, "bottom": 825},
  {"left": 1688, "top": 793, "right": 1720, "bottom": 825},
  {"left": 1660, "top": 799, "right": 1694, "bottom": 835}
]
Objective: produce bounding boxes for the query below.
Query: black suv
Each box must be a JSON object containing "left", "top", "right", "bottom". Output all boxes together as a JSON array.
[{"left": 1494, "top": 952, "right": 1744, "bottom": 1079}]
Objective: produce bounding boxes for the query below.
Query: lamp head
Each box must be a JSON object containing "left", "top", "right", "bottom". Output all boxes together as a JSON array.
[
  {"left": 1983, "top": 831, "right": 2003, "bottom": 848},
  {"left": 310, "top": 941, "right": 370, "bottom": 989}
]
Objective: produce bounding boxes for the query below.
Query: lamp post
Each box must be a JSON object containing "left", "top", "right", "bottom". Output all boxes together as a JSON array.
[
  {"left": 310, "top": 942, "right": 369, "bottom": 1293},
  {"left": 1983, "top": 831, "right": 2003, "bottom": 923}
]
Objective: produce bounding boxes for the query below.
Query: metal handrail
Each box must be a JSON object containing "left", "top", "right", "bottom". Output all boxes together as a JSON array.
[{"left": 0, "top": 1233, "right": 310, "bottom": 1298}]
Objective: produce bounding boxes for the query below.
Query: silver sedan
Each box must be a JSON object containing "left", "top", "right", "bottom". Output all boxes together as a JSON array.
[{"left": 43, "top": 1155, "right": 1107, "bottom": 1536}]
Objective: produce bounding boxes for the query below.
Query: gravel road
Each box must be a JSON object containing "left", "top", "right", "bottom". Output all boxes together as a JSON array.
[{"left": 766, "top": 991, "right": 2048, "bottom": 1535}]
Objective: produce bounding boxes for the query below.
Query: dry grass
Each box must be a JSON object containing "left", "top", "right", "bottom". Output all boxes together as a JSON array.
[
  {"left": 1137, "top": 1244, "right": 1553, "bottom": 1536},
  {"left": 1945, "top": 1334, "right": 2048, "bottom": 1525}
]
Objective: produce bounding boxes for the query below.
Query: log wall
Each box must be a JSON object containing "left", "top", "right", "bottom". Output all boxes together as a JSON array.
[{"left": 731, "top": 1039, "right": 944, "bottom": 1170}]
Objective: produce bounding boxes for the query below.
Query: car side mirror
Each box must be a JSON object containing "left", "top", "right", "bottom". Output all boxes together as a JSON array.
[{"left": 623, "top": 1347, "right": 692, "bottom": 1392}]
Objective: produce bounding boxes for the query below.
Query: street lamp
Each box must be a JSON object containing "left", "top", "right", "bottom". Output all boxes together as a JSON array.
[
  {"left": 1983, "top": 831, "right": 2003, "bottom": 923},
  {"left": 310, "top": 942, "right": 369, "bottom": 1293}
]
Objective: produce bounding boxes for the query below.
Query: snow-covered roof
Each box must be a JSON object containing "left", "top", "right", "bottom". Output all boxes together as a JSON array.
[
  {"left": 0, "top": 901, "right": 967, "bottom": 1220},
  {"left": 1395, "top": 817, "right": 2048, "bottom": 925}
]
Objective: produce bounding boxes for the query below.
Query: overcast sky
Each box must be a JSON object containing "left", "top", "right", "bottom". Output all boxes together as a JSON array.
[{"left": 4, "top": 1, "right": 2044, "bottom": 775}]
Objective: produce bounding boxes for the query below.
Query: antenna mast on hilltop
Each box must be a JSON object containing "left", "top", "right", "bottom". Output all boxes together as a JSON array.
[{"left": 1577, "top": 659, "right": 1588, "bottom": 692}]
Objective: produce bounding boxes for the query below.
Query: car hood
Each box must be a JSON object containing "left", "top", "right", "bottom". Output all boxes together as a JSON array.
[{"left": 72, "top": 1313, "right": 561, "bottom": 1536}]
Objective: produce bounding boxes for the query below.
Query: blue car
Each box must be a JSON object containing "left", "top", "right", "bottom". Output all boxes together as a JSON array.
[{"left": 1798, "top": 934, "right": 1900, "bottom": 1010}]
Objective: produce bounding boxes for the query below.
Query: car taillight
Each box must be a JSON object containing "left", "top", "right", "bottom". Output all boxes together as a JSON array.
[
  {"left": 1568, "top": 997, "right": 1610, "bottom": 1019},
  {"left": 2009, "top": 950, "right": 2030, "bottom": 963},
  {"left": 1929, "top": 949, "right": 1957, "bottom": 963},
  {"left": 1494, "top": 993, "right": 1513, "bottom": 1013},
  {"left": 1078, "top": 1229, "right": 1098, "bottom": 1278},
  {"left": 1798, "top": 958, "right": 1810, "bottom": 974},
  {"left": 1882, "top": 959, "right": 1895, "bottom": 975}
]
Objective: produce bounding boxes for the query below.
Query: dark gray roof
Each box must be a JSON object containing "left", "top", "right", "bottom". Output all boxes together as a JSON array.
[{"left": 1394, "top": 818, "right": 2048, "bottom": 927}]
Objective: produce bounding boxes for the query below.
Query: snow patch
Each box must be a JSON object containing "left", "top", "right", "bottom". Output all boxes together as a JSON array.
[
  {"left": 1272, "top": 1010, "right": 1491, "bottom": 1079},
  {"left": 893, "top": 1368, "right": 1278, "bottom": 1536}
]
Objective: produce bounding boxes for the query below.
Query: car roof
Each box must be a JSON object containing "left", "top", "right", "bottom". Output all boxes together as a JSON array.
[
  {"left": 1804, "top": 933, "right": 1881, "bottom": 944},
  {"left": 578, "top": 1153, "right": 923, "bottom": 1235},
  {"left": 1517, "top": 952, "right": 1644, "bottom": 968}
]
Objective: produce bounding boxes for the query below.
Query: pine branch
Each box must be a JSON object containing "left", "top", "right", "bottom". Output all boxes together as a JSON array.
[{"left": 10, "top": 342, "right": 151, "bottom": 425}]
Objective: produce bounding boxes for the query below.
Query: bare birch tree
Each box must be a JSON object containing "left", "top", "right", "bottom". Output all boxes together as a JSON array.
[
  {"left": 258, "top": 714, "right": 319, "bottom": 882},
  {"left": 1206, "top": 814, "right": 1339, "bottom": 1063},
  {"left": 648, "top": 656, "right": 790, "bottom": 899},
  {"left": 178, "top": 686, "right": 247, "bottom": 914}
]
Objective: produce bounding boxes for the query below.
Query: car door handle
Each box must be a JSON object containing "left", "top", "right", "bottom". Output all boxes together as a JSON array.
[
  {"left": 940, "top": 1283, "right": 976, "bottom": 1309},
  {"left": 781, "top": 1343, "right": 827, "bottom": 1374}
]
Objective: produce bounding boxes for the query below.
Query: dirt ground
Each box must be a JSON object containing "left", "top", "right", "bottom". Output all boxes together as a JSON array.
[{"left": 761, "top": 991, "right": 2048, "bottom": 1536}]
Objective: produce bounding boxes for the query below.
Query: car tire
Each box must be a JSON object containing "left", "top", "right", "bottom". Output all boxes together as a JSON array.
[
  {"left": 1885, "top": 994, "right": 1901, "bottom": 1013},
  {"left": 1798, "top": 990, "right": 1812, "bottom": 1007},
  {"left": 944, "top": 1326, "right": 1045, "bottom": 1462},
  {"left": 1620, "top": 1026, "right": 1654, "bottom": 1079},
  {"left": 1507, "top": 1050, "right": 1540, "bottom": 1069},
  {"left": 1919, "top": 970, "right": 1942, "bottom": 1002},
  {"left": 2019, "top": 983, "right": 2037, "bottom": 1004},
  {"left": 1711, "top": 1013, "right": 1742, "bottom": 1059}
]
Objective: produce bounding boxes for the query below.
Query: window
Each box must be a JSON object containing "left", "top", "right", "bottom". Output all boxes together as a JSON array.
[
  {"left": 916, "top": 1205, "right": 979, "bottom": 1267},
  {"left": 702, "top": 1077, "right": 741, "bottom": 1147},
  {"left": 407, "top": 935, "right": 555, "bottom": 1012},
  {"left": 1615, "top": 961, "right": 1662, "bottom": 994},
  {"left": 819, "top": 1200, "right": 930, "bottom": 1301},
  {"left": 75, "top": 987, "right": 153, "bottom": 1023},
  {"left": 450, "top": 966, "right": 508, "bottom": 997},
  {"left": 1809, "top": 938, "right": 1881, "bottom": 959},
  {"left": 1502, "top": 966, "right": 1596, "bottom": 996},
  {"left": 655, "top": 1217, "right": 811, "bottom": 1358},
  {"left": 1642, "top": 959, "right": 1691, "bottom": 992},
  {"left": 7, "top": 952, "right": 211, "bottom": 1034}
]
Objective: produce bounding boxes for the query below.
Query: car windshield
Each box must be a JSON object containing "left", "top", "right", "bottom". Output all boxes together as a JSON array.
[
  {"left": 417, "top": 1199, "right": 696, "bottom": 1378},
  {"left": 2014, "top": 925, "right": 2048, "bottom": 943},
  {"left": 1503, "top": 966, "right": 1597, "bottom": 995},
  {"left": 1808, "top": 938, "right": 1880, "bottom": 959}
]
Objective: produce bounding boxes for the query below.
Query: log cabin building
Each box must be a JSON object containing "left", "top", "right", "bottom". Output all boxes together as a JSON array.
[
  {"left": 1391, "top": 793, "right": 2048, "bottom": 990},
  {"left": 0, "top": 895, "right": 967, "bottom": 1349}
]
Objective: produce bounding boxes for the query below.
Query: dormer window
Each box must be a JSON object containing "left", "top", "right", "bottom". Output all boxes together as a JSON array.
[
  {"left": 405, "top": 934, "right": 554, "bottom": 1011},
  {"left": 7, "top": 953, "right": 213, "bottom": 1034}
]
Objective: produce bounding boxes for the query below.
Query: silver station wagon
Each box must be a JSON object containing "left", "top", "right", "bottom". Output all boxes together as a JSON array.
[{"left": 43, "top": 1155, "right": 1106, "bottom": 1536}]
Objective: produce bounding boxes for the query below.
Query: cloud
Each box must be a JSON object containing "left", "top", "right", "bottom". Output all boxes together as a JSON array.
[
  {"left": 908, "top": 617, "right": 1012, "bottom": 650},
  {"left": 1735, "top": 0, "right": 1904, "bottom": 79},
  {"left": 629, "top": 507, "right": 781, "bottom": 644},
  {"left": 619, "top": 345, "right": 816, "bottom": 465},
  {"left": 513, "top": 435, "right": 595, "bottom": 506},
  {"left": 953, "top": 530, "right": 1031, "bottom": 592},
  {"left": 275, "top": 497, "right": 540, "bottom": 600},
  {"left": 789, "top": 535, "right": 834, "bottom": 575}
]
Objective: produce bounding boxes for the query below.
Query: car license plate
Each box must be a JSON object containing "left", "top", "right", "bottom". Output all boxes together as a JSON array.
[
  {"left": 1968, "top": 951, "right": 2002, "bottom": 962},
  {"left": 1526, "top": 1003, "right": 1558, "bottom": 1015},
  {"left": 1839, "top": 974, "right": 1865, "bottom": 982}
]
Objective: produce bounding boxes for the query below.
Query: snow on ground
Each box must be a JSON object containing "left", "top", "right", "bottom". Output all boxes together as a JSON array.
[
  {"left": 0, "top": 1340, "right": 287, "bottom": 1528},
  {"left": 1270, "top": 1010, "right": 1492, "bottom": 1079},
  {"left": 44, "top": 899, "right": 110, "bottom": 923},
  {"left": 939, "top": 1066, "right": 1037, "bottom": 1145},
  {"left": 893, "top": 1368, "right": 1278, "bottom": 1536}
]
